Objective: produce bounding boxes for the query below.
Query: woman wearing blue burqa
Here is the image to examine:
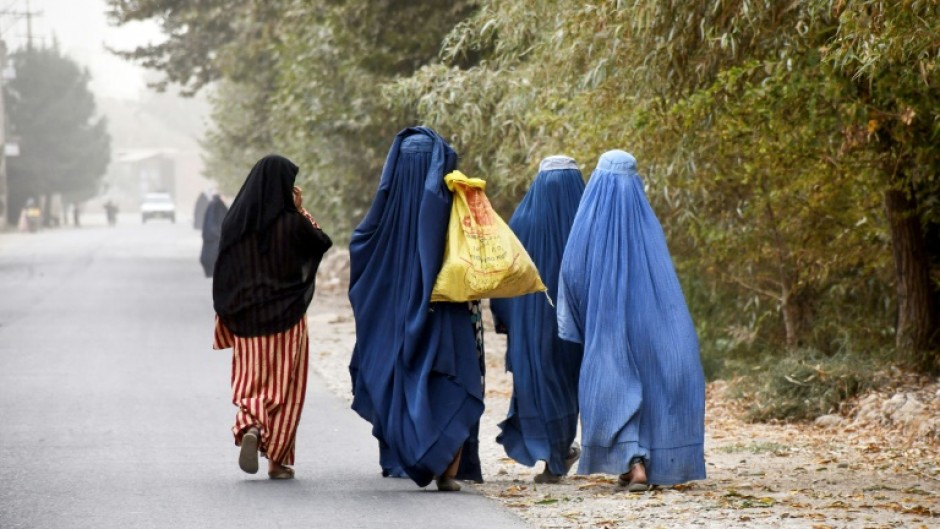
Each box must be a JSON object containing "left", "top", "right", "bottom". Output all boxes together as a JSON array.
[
  {"left": 557, "top": 150, "right": 705, "bottom": 491},
  {"left": 491, "top": 155, "right": 585, "bottom": 484},
  {"left": 348, "top": 127, "right": 485, "bottom": 492}
]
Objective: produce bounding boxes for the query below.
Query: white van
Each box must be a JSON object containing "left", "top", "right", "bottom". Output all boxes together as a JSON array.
[{"left": 141, "top": 192, "right": 176, "bottom": 223}]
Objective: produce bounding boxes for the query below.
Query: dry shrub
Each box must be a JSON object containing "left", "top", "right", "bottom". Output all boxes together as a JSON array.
[{"left": 735, "top": 349, "right": 883, "bottom": 422}]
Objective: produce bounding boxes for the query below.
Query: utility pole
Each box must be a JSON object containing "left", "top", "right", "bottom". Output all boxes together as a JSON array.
[
  {"left": 0, "top": 2, "right": 43, "bottom": 228},
  {"left": 0, "top": 38, "right": 6, "bottom": 229},
  {"left": 0, "top": 1, "right": 43, "bottom": 51},
  {"left": 0, "top": 0, "right": 47, "bottom": 57},
  {"left": 23, "top": 0, "right": 41, "bottom": 51}
]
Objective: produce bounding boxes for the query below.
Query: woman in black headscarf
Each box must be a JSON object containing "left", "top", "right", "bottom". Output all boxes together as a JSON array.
[
  {"left": 199, "top": 193, "right": 228, "bottom": 277},
  {"left": 211, "top": 155, "right": 332, "bottom": 480}
]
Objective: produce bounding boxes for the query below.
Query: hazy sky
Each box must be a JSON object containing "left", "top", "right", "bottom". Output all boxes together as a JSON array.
[{"left": 5, "top": 0, "right": 164, "bottom": 100}]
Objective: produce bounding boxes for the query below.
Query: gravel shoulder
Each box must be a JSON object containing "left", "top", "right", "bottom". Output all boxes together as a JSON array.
[{"left": 307, "top": 267, "right": 939, "bottom": 529}]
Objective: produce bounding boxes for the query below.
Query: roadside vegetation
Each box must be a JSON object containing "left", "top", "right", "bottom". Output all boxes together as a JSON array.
[{"left": 109, "top": 1, "right": 940, "bottom": 416}]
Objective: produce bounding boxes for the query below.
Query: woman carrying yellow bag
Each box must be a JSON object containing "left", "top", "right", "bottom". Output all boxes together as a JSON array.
[
  {"left": 431, "top": 171, "right": 546, "bottom": 302},
  {"left": 349, "top": 128, "right": 485, "bottom": 492}
]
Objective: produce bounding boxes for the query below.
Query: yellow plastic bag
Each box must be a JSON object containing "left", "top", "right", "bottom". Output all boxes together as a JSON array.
[{"left": 431, "top": 171, "right": 547, "bottom": 302}]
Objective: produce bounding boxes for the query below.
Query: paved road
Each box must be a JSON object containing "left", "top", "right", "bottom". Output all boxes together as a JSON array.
[{"left": 0, "top": 219, "right": 528, "bottom": 529}]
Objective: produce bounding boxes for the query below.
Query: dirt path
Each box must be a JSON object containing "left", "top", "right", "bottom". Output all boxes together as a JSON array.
[{"left": 307, "top": 287, "right": 939, "bottom": 529}]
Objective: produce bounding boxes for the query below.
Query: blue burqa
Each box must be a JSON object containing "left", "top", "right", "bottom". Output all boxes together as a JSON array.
[
  {"left": 557, "top": 150, "right": 706, "bottom": 485},
  {"left": 491, "top": 156, "right": 585, "bottom": 476},
  {"left": 348, "top": 127, "right": 485, "bottom": 487}
]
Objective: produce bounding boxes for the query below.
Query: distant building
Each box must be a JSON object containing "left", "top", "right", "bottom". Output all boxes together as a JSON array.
[{"left": 101, "top": 149, "right": 176, "bottom": 212}]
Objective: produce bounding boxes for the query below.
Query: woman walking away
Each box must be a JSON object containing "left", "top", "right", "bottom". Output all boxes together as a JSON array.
[
  {"left": 348, "top": 127, "right": 484, "bottom": 492},
  {"left": 557, "top": 150, "right": 705, "bottom": 491},
  {"left": 200, "top": 192, "right": 228, "bottom": 278},
  {"left": 491, "top": 155, "right": 585, "bottom": 484},
  {"left": 212, "top": 155, "right": 332, "bottom": 479}
]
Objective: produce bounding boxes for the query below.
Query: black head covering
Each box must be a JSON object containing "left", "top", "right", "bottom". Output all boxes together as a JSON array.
[
  {"left": 213, "top": 155, "right": 333, "bottom": 337},
  {"left": 218, "top": 155, "right": 299, "bottom": 254}
]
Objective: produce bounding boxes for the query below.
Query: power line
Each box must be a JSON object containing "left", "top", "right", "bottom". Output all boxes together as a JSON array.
[
  {"left": 0, "top": 1, "right": 20, "bottom": 36},
  {"left": 0, "top": 0, "right": 41, "bottom": 48}
]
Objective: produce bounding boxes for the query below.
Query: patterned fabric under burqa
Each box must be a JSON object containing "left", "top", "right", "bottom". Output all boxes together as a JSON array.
[
  {"left": 348, "top": 127, "right": 484, "bottom": 487},
  {"left": 556, "top": 150, "right": 706, "bottom": 485},
  {"left": 490, "top": 155, "right": 585, "bottom": 476}
]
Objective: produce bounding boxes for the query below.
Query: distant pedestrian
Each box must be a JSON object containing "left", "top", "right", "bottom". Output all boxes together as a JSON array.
[
  {"left": 557, "top": 150, "right": 706, "bottom": 491},
  {"left": 491, "top": 155, "right": 585, "bottom": 484},
  {"left": 348, "top": 127, "right": 484, "bottom": 491},
  {"left": 22, "top": 198, "right": 41, "bottom": 232},
  {"left": 212, "top": 155, "right": 332, "bottom": 479},
  {"left": 199, "top": 193, "right": 228, "bottom": 277},
  {"left": 193, "top": 191, "right": 210, "bottom": 230},
  {"left": 104, "top": 200, "right": 119, "bottom": 226}
]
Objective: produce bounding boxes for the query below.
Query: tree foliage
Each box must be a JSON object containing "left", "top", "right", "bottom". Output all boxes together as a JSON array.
[
  {"left": 109, "top": 0, "right": 476, "bottom": 236},
  {"left": 4, "top": 45, "right": 111, "bottom": 223},
  {"left": 387, "top": 0, "right": 938, "bottom": 372},
  {"left": 266, "top": 0, "right": 477, "bottom": 229},
  {"left": 819, "top": 0, "right": 940, "bottom": 363},
  {"left": 110, "top": 0, "right": 940, "bottom": 374},
  {"left": 106, "top": 0, "right": 278, "bottom": 95}
]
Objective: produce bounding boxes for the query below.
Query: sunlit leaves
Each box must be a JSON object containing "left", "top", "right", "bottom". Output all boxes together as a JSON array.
[
  {"left": 112, "top": 0, "right": 939, "bottom": 367},
  {"left": 386, "top": 0, "right": 922, "bottom": 358}
]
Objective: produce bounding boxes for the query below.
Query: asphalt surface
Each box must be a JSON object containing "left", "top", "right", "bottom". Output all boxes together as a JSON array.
[{"left": 0, "top": 217, "right": 528, "bottom": 529}]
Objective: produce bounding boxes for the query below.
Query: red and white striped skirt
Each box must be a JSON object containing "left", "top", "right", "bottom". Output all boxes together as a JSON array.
[{"left": 213, "top": 315, "right": 309, "bottom": 465}]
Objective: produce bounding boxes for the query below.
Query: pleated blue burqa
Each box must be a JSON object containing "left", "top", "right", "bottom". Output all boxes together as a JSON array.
[
  {"left": 348, "top": 127, "right": 485, "bottom": 488},
  {"left": 557, "top": 150, "right": 706, "bottom": 485},
  {"left": 491, "top": 155, "right": 585, "bottom": 476}
]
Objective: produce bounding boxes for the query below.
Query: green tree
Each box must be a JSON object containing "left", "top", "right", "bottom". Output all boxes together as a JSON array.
[
  {"left": 819, "top": 0, "right": 940, "bottom": 369},
  {"left": 106, "top": 0, "right": 279, "bottom": 95},
  {"left": 200, "top": 79, "right": 278, "bottom": 195},
  {"left": 108, "top": 0, "right": 939, "bottom": 371},
  {"left": 266, "top": 0, "right": 477, "bottom": 233},
  {"left": 4, "top": 45, "right": 110, "bottom": 224},
  {"left": 390, "top": 0, "right": 939, "bottom": 371},
  {"left": 660, "top": 60, "right": 888, "bottom": 351},
  {"left": 107, "top": 0, "right": 288, "bottom": 198},
  {"left": 109, "top": 0, "right": 477, "bottom": 237}
]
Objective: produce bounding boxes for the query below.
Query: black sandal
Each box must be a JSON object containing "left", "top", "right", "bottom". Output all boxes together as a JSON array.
[{"left": 617, "top": 457, "right": 650, "bottom": 492}]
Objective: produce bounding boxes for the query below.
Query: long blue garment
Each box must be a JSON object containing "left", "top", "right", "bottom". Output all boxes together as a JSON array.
[
  {"left": 348, "top": 127, "right": 484, "bottom": 487},
  {"left": 556, "top": 150, "right": 706, "bottom": 485},
  {"left": 490, "top": 156, "right": 585, "bottom": 475}
]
